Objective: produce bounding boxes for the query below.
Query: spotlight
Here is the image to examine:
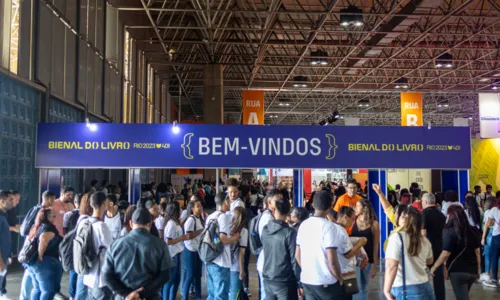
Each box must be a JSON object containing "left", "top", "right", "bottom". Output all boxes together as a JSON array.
[
  {"left": 310, "top": 50, "right": 328, "bottom": 66},
  {"left": 85, "top": 118, "right": 97, "bottom": 131},
  {"left": 293, "top": 76, "right": 308, "bottom": 88},
  {"left": 358, "top": 100, "right": 370, "bottom": 107},
  {"left": 319, "top": 120, "right": 327, "bottom": 126},
  {"left": 395, "top": 78, "right": 409, "bottom": 89},
  {"left": 437, "top": 100, "right": 449, "bottom": 108},
  {"left": 172, "top": 121, "right": 180, "bottom": 134},
  {"left": 435, "top": 53, "right": 453, "bottom": 69},
  {"left": 340, "top": 5, "right": 364, "bottom": 27}
]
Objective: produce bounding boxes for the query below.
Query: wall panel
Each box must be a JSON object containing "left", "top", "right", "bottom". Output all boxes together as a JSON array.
[
  {"left": 65, "top": 27, "right": 77, "bottom": 103},
  {"left": 37, "top": 4, "right": 52, "bottom": 85},
  {"left": 51, "top": 19, "right": 65, "bottom": 96},
  {"left": 94, "top": 55, "right": 103, "bottom": 115},
  {"left": 78, "top": 42, "right": 87, "bottom": 103},
  {"left": 86, "top": 47, "right": 95, "bottom": 110},
  {"left": 0, "top": 75, "right": 39, "bottom": 215}
]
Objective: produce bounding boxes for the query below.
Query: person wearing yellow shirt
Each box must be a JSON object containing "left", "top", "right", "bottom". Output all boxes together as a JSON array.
[{"left": 372, "top": 184, "right": 409, "bottom": 251}]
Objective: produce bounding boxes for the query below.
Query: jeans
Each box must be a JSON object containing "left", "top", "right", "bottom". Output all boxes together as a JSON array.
[
  {"left": 263, "top": 280, "right": 298, "bottom": 300},
  {"left": 75, "top": 275, "right": 88, "bottom": 300},
  {"left": 491, "top": 234, "right": 500, "bottom": 280},
  {"left": 432, "top": 265, "right": 445, "bottom": 300},
  {"left": 28, "top": 256, "right": 63, "bottom": 300},
  {"left": 229, "top": 271, "right": 242, "bottom": 300},
  {"left": 449, "top": 272, "right": 476, "bottom": 300},
  {"left": 354, "top": 264, "right": 372, "bottom": 300},
  {"left": 244, "top": 247, "right": 250, "bottom": 288},
  {"left": 0, "top": 270, "right": 6, "bottom": 294},
  {"left": 69, "top": 270, "right": 78, "bottom": 298},
  {"left": 390, "top": 282, "right": 435, "bottom": 300},
  {"left": 484, "top": 230, "right": 500, "bottom": 275},
  {"left": 88, "top": 286, "right": 112, "bottom": 300},
  {"left": 163, "top": 253, "right": 181, "bottom": 300},
  {"left": 258, "top": 271, "right": 266, "bottom": 300},
  {"left": 206, "top": 263, "right": 230, "bottom": 300},
  {"left": 181, "top": 249, "right": 202, "bottom": 300},
  {"left": 20, "top": 268, "right": 33, "bottom": 300},
  {"left": 303, "top": 282, "right": 342, "bottom": 300}
]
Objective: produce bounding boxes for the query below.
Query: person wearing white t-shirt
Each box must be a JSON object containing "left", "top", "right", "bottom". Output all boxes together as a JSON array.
[
  {"left": 162, "top": 201, "right": 189, "bottom": 300},
  {"left": 479, "top": 196, "right": 500, "bottom": 282},
  {"left": 257, "top": 191, "right": 278, "bottom": 300},
  {"left": 83, "top": 192, "right": 114, "bottom": 300},
  {"left": 296, "top": 191, "right": 343, "bottom": 300},
  {"left": 228, "top": 185, "right": 245, "bottom": 214},
  {"left": 384, "top": 207, "right": 434, "bottom": 300},
  {"left": 205, "top": 193, "right": 241, "bottom": 300},
  {"left": 336, "top": 206, "right": 367, "bottom": 300},
  {"left": 181, "top": 199, "right": 204, "bottom": 300},
  {"left": 104, "top": 194, "right": 122, "bottom": 241},
  {"left": 482, "top": 203, "right": 500, "bottom": 288},
  {"left": 229, "top": 206, "right": 248, "bottom": 300}
]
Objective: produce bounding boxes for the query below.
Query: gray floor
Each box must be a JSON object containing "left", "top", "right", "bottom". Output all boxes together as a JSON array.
[{"left": 4, "top": 261, "right": 500, "bottom": 299}]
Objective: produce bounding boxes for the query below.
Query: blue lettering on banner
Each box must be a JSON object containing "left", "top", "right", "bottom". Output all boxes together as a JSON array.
[{"left": 35, "top": 123, "right": 471, "bottom": 169}]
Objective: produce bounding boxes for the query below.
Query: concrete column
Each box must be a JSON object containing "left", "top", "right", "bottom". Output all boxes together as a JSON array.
[
  {"left": 204, "top": 64, "right": 223, "bottom": 180},
  {"left": 203, "top": 64, "right": 224, "bottom": 124}
]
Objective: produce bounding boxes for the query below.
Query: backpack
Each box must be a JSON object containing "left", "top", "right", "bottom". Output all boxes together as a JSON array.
[
  {"left": 198, "top": 212, "right": 224, "bottom": 263},
  {"left": 73, "top": 217, "right": 102, "bottom": 275},
  {"left": 18, "top": 235, "right": 38, "bottom": 265},
  {"left": 20, "top": 206, "right": 42, "bottom": 237},
  {"left": 66, "top": 210, "right": 80, "bottom": 233},
  {"left": 248, "top": 211, "right": 266, "bottom": 256},
  {"left": 59, "top": 227, "right": 77, "bottom": 271}
]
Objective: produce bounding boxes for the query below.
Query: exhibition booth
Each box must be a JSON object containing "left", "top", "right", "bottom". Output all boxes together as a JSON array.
[{"left": 35, "top": 122, "right": 471, "bottom": 257}]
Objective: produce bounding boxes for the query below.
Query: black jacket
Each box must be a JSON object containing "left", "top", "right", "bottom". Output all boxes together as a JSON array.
[
  {"left": 102, "top": 228, "right": 173, "bottom": 299},
  {"left": 261, "top": 219, "right": 300, "bottom": 283}
]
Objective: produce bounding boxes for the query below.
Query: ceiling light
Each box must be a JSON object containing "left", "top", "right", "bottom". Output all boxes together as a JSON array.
[
  {"left": 319, "top": 120, "right": 327, "bottom": 126},
  {"left": 468, "top": 116, "right": 473, "bottom": 120},
  {"left": 479, "top": 78, "right": 490, "bottom": 82},
  {"left": 172, "top": 121, "right": 180, "bottom": 134},
  {"left": 279, "top": 103, "right": 284, "bottom": 106},
  {"left": 285, "top": 103, "right": 290, "bottom": 106},
  {"left": 301, "top": 84, "right": 307, "bottom": 88},
  {"left": 340, "top": 5, "right": 364, "bottom": 27},
  {"left": 293, "top": 83, "right": 300, "bottom": 87},
  {"left": 293, "top": 75, "right": 308, "bottom": 88},
  {"left": 358, "top": 100, "right": 370, "bottom": 107},
  {"left": 435, "top": 53, "right": 453, "bottom": 69},
  {"left": 395, "top": 78, "right": 409, "bottom": 89},
  {"left": 493, "top": 86, "right": 499, "bottom": 90},
  {"left": 494, "top": 73, "right": 500, "bottom": 77},
  {"left": 311, "top": 50, "right": 328, "bottom": 66}
]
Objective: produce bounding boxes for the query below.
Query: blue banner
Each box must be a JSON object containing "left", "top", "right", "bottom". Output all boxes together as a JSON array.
[{"left": 35, "top": 123, "right": 471, "bottom": 169}]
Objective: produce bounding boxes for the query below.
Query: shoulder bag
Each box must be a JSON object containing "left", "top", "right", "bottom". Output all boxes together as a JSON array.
[{"left": 397, "top": 233, "right": 407, "bottom": 300}]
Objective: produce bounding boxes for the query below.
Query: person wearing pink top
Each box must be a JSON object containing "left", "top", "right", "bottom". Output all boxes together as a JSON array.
[{"left": 52, "top": 186, "right": 75, "bottom": 235}]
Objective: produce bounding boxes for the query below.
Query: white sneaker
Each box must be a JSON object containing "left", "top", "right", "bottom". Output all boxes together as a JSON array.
[
  {"left": 483, "top": 279, "right": 499, "bottom": 288},
  {"left": 0, "top": 294, "right": 13, "bottom": 300},
  {"left": 479, "top": 273, "right": 490, "bottom": 282}
]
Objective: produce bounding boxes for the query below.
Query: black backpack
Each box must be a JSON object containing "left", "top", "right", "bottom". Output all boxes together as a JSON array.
[
  {"left": 59, "top": 226, "right": 77, "bottom": 271},
  {"left": 248, "top": 211, "right": 268, "bottom": 256},
  {"left": 73, "top": 217, "right": 102, "bottom": 275},
  {"left": 20, "top": 206, "right": 42, "bottom": 237},
  {"left": 18, "top": 235, "right": 38, "bottom": 265},
  {"left": 198, "top": 212, "right": 224, "bottom": 263}
]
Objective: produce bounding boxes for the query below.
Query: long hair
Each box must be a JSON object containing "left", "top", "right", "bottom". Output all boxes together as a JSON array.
[
  {"left": 358, "top": 199, "right": 377, "bottom": 226},
  {"left": 485, "top": 196, "right": 496, "bottom": 211},
  {"left": 399, "top": 193, "right": 411, "bottom": 205},
  {"left": 465, "top": 196, "right": 481, "bottom": 227},
  {"left": 395, "top": 204, "right": 408, "bottom": 226},
  {"left": 231, "top": 206, "right": 247, "bottom": 235},
  {"left": 29, "top": 208, "right": 53, "bottom": 239},
  {"left": 123, "top": 205, "right": 137, "bottom": 232},
  {"left": 79, "top": 192, "right": 94, "bottom": 216},
  {"left": 445, "top": 205, "right": 469, "bottom": 242},
  {"left": 165, "top": 201, "right": 181, "bottom": 225},
  {"left": 400, "top": 206, "right": 423, "bottom": 256}
]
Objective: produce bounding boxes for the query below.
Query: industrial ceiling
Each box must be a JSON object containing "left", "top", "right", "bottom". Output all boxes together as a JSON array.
[{"left": 110, "top": 0, "right": 500, "bottom": 131}]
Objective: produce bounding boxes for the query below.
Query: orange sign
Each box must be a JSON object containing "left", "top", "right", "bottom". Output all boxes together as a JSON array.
[
  {"left": 401, "top": 92, "right": 423, "bottom": 126},
  {"left": 242, "top": 90, "right": 264, "bottom": 125}
]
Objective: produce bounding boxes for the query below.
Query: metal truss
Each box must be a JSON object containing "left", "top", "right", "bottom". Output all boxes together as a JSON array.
[{"left": 110, "top": 0, "right": 500, "bottom": 131}]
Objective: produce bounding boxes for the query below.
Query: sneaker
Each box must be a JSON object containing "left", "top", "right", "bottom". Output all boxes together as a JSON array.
[
  {"left": 479, "top": 273, "right": 490, "bottom": 282},
  {"left": 483, "top": 279, "right": 499, "bottom": 288},
  {"left": 0, "top": 294, "right": 13, "bottom": 300},
  {"left": 244, "top": 288, "right": 252, "bottom": 297},
  {"left": 54, "top": 292, "right": 69, "bottom": 300}
]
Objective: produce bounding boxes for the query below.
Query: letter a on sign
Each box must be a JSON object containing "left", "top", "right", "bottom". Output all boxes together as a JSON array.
[
  {"left": 401, "top": 92, "right": 423, "bottom": 126},
  {"left": 242, "top": 90, "right": 265, "bottom": 125}
]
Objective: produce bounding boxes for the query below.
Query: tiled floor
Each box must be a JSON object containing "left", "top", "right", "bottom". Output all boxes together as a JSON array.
[{"left": 4, "top": 261, "right": 500, "bottom": 299}]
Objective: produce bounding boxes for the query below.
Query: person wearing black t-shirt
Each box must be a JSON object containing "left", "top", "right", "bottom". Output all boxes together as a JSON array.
[
  {"left": 431, "top": 206, "right": 481, "bottom": 300},
  {"left": 422, "top": 193, "right": 446, "bottom": 300}
]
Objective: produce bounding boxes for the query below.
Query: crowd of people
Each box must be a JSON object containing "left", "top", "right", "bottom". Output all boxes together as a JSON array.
[{"left": 0, "top": 178, "right": 499, "bottom": 300}]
